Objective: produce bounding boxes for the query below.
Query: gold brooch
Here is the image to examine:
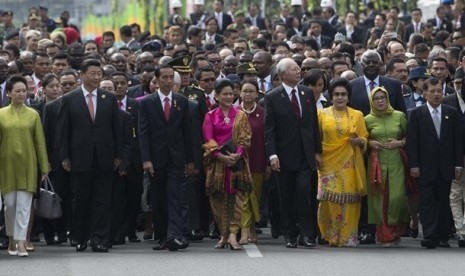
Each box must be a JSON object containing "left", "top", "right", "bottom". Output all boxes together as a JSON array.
[
  {"left": 102, "top": 94, "right": 106, "bottom": 99},
  {"left": 301, "top": 91, "right": 304, "bottom": 95},
  {"left": 445, "top": 115, "right": 449, "bottom": 119}
]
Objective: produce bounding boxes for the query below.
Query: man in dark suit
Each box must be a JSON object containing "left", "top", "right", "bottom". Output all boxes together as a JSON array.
[
  {"left": 108, "top": 72, "right": 144, "bottom": 244},
  {"left": 245, "top": 3, "right": 266, "bottom": 31},
  {"left": 213, "top": 0, "right": 233, "bottom": 34},
  {"left": 203, "top": 17, "right": 224, "bottom": 45},
  {"left": 265, "top": 58, "right": 322, "bottom": 248},
  {"left": 404, "top": 8, "right": 424, "bottom": 43},
  {"left": 443, "top": 72, "right": 465, "bottom": 248},
  {"left": 350, "top": 50, "right": 407, "bottom": 116},
  {"left": 430, "top": 57, "right": 455, "bottom": 96},
  {"left": 427, "top": 5, "right": 453, "bottom": 34},
  {"left": 349, "top": 49, "right": 406, "bottom": 244},
  {"left": 306, "top": 20, "right": 332, "bottom": 50},
  {"left": 139, "top": 64, "right": 194, "bottom": 251},
  {"left": 0, "top": 57, "right": 10, "bottom": 107},
  {"left": 406, "top": 77, "right": 463, "bottom": 249},
  {"left": 58, "top": 59, "right": 122, "bottom": 253},
  {"left": 127, "top": 65, "right": 155, "bottom": 98}
]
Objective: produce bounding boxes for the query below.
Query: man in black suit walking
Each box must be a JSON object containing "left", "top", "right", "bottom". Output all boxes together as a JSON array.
[
  {"left": 407, "top": 77, "right": 463, "bottom": 249},
  {"left": 245, "top": 3, "right": 266, "bottom": 31},
  {"left": 265, "top": 58, "right": 322, "bottom": 248},
  {"left": 213, "top": 0, "right": 233, "bottom": 34},
  {"left": 58, "top": 59, "right": 122, "bottom": 253},
  {"left": 138, "top": 64, "right": 194, "bottom": 251}
]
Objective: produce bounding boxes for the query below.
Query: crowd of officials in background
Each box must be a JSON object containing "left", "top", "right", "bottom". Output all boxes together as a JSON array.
[{"left": 1, "top": 0, "right": 465, "bottom": 256}]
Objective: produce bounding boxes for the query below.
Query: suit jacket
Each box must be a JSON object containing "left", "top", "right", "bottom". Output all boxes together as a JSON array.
[
  {"left": 128, "top": 84, "right": 145, "bottom": 98},
  {"left": 245, "top": 16, "right": 267, "bottom": 30},
  {"left": 203, "top": 33, "right": 224, "bottom": 45},
  {"left": 349, "top": 76, "right": 407, "bottom": 116},
  {"left": 443, "top": 93, "right": 465, "bottom": 154},
  {"left": 43, "top": 98, "right": 62, "bottom": 171},
  {"left": 406, "top": 104, "right": 463, "bottom": 181},
  {"left": 445, "top": 85, "right": 455, "bottom": 96},
  {"left": 215, "top": 12, "right": 233, "bottom": 34},
  {"left": 404, "top": 23, "right": 423, "bottom": 42},
  {"left": 125, "top": 98, "right": 142, "bottom": 170},
  {"left": 31, "top": 100, "right": 46, "bottom": 119},
  {"left": 138, "top": 92, "right": 193, "bottom": 169},
  {"left": 336, "top": 25, "right": 364, "bottom": 44},
  {"left": 58, "top": 87, "right": 122, "bottom": 172},
  {"left": 264, "top": 84, "right": 322, "bottom": 171},
  {"left": 427, "top": 18, "right": 453, "bottom": 34},
  {"left": 119, "top": 109, "right": 134, "bottom": 172},
  {"left": 183, "top": 86, "right": 211, "bottom": 124},
  {"left": 188, "top": 100, "right": 203, "bottom": 170}
]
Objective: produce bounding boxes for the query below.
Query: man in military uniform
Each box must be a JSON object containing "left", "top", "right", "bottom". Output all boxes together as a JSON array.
[{"left": 0, "top": 11, "right": 16, "bottom": 47}]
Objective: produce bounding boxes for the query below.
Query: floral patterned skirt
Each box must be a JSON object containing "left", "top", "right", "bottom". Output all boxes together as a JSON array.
[{"left": 318, "top": 201, "right": 361, "bottom": 247}]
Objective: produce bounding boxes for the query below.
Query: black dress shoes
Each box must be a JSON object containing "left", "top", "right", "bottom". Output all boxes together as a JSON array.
[
  {"left": 92, "top": 244, "right": 109, "bottom": 253},
  {"left": 127, "top": 235, "right": 141, "bottom": 243},
  {"left": 189, "top": 230, "right": 204, "bottom": 241},
  {"left": 0, "top": 239, "right": 9, "bottom": 250},
  {"left": 420, "top": 239, "right": 437, "bottom": 249},
  {"left": 75, "top": 244, "right": 88, "bottom": 252},
  {"left": 285, "top": 237, "right": 298, "bottom": 248},
  {"left": 153, "top": 240, "right": 169, "bottom": 251},
  {"left": 438, "top": 241, "right": 450, "bottom": 248},
  {"left": 458, "top": 236, "right": 465, "bottom": 248},
  {"left": 298, "top": 236, "right": 317, "bottom": 248},
  {"left": 209, "top": 229, "right": 220, "bottom": 239},
  {"left": 359, "top": 233, "right": 376, "bottom": 245}
]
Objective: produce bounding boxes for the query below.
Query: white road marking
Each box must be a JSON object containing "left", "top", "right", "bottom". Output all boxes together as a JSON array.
[{"left": 243, "top": 244, "right": 263, "bottom": 257}]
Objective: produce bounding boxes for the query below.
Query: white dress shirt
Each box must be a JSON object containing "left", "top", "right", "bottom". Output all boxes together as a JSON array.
[
  {"left": 158, "top": 90, "right": 173, "bottom": 110},
  {"left": 118, "top": 96, "right": 127, "bottom": 111},
  {"left": 364, "top": 75, "right": 380, "bottom": 97}
]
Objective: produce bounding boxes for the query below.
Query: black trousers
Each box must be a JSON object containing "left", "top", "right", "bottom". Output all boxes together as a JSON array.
[
  {"left": 71, "top": 162, "right": 113, "bottom": 246},
  {"left": 276, "top": 163, "right": 314, "bottom": 240},
  {"left": 150, "top": 163, "right": 188, "bottom": 241},
  {"left": 43, "top": 168, "right": 70, "bottom": 241},
  {"left": 187, "top": 172, "right": 210, "bottom": 234},
  {"left": 419, "top": 173, "right": 452, "bottom": 242},
  {"left": 111, "top": 166, "right": 143, "bottom": 240}
]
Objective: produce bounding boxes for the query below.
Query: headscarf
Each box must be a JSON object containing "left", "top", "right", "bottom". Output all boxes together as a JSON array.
[
  {"left": 369, "top": 86, "right": 394, "bottom": 117},
  {"left": 64, "top": 27, "right": 80, "bottom": 45},
  {"left": 50, "top": 29, "right": 67, "bottom": 45}
]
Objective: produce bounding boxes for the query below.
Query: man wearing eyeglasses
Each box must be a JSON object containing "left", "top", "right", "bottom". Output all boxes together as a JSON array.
[{"left": 452, "top": 28, "right": 465, "bottom": 46}]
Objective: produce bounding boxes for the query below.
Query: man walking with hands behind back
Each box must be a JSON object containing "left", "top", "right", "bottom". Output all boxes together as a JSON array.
[
  {"left": 264, "top": 58, "right": 322, "bottom": 248},
  {"left": 406, "top": 77, "right": 463, "bottom": 249}
]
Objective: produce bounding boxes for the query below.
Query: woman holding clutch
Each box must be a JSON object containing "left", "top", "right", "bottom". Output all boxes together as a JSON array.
[
  {"left": 0, "top": 75, "right": 49, "bottom": 257},
  {"left": 202, "top": 79, "right": 253, "bottom": 250}
]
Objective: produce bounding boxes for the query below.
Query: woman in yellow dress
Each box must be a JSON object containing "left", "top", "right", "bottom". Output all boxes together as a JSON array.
[{"left": 317, "top": 78, "right": 368, "bottom": 247}]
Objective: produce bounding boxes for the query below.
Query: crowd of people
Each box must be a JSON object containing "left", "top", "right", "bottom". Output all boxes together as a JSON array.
[{"left": 1, "top": 0, "right": 465, "bottom": 256}]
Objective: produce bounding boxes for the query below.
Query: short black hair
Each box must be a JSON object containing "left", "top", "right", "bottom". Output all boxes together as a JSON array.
[
  {"left": 3, "top": 44, "right": 20, "bottom": 59},
  {"left": 386, "top": 57, "right": 405, "bottom": 73},
  {"left": 154, "top": 64, "right": 174, "bottom": 78},
  {"left": 194, "top": 66, "right": 215, "bottom": 81},
  {"left": 110, "top": 71, "right": 129, "bottom": 81},
  {"left": 60, "top": 69, "right": 78, "bottom": 79},
  {"left": 52, "top": 51, "right": 68, "bottom": 62},
  {"left": 80, "top": 59, "right": 102, "bottom": 73},
  {"left": 103, "top": 31, "right": 115, "bottom": 39},
  {"left": 42, "top": 73, "right": 59, "bottom": 88},
  {"left": 423, "top": 77, "right": 442, "bottom": 91}
]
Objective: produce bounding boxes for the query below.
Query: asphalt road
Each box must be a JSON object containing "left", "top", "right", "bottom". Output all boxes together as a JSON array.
[{"left": 1, "top": 229, "right": 465, "bottom": 276}]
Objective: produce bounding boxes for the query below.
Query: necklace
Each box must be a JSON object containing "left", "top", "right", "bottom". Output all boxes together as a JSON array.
[
  {"left": 332, "top": 107, "right": 350, "bottom": 137},
  {"left": 240, "top": 102, "right": 257, "bottom": 114}
]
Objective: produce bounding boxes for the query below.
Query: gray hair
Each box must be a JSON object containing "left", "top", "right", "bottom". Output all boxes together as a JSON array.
[{"left": 361, "top": 49, "right": 382, "bottom": 62}]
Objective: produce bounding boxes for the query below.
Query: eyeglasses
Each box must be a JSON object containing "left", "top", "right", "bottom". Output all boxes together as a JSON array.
[
  {"left": 61, "top": 82, "right": 76, "bottom": 87},
  {"left": 241, "top": 90, "right": 257, "bottom": 94},
  {"left": 373, "top": 96, "right": 387, "bottom": 101},
  {"left": 200, "top": 78, "right": 215, "bottom": 82},
  {"left": 209, "top": 59, "right": 222, "bottom": 64}
]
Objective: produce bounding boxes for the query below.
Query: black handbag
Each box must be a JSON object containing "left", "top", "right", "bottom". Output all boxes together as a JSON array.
[
  {"left": 35, "top": 177, "right": 63, "bottom": 219},
  {"left": 219, "top": 139, "right": 244, "bottom": 172}
]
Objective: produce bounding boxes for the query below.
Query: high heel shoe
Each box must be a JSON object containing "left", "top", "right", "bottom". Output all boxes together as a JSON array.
[
  {"left": 214, "top": 241, "right": 226, "bottom": 249},
  {"left": 228, "top": 243, "right": 242, "bottom": 250},
  {"left": 25, "top": 241, "right": 34, "bottom": 251},
  {"left": 8, "top": 244, "right": 18, "bottom": 256}
]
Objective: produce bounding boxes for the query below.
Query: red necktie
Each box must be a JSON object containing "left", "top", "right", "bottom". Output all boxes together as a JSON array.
[
  {"left": 118, "top": 100, "right": 123, "bottom": 110},
  {"left": 291, "top": 89, "right": 301, "bottom": 118},
  {"left": 164, "top": 97, "right": 171, "bottom": 121},
  {"left": 205, "top": 97, "right": 212, "bottom": 109}
]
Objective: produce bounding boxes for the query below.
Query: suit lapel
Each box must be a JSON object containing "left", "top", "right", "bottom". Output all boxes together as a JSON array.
[
  {"left": 297, "top": 87, "right": 307, "bottom": 120},
  {"left": 279, "top": 86, "right": 299, "bottom": 119},
  {"left": 76, "top": 89, "right": 93, "bottom": 123},
  {"left": 95, "top": 90, "right": 104, "bottom": 123},
  {"left": 153, "top": 93, "right": 166, "bottom": 122}
]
